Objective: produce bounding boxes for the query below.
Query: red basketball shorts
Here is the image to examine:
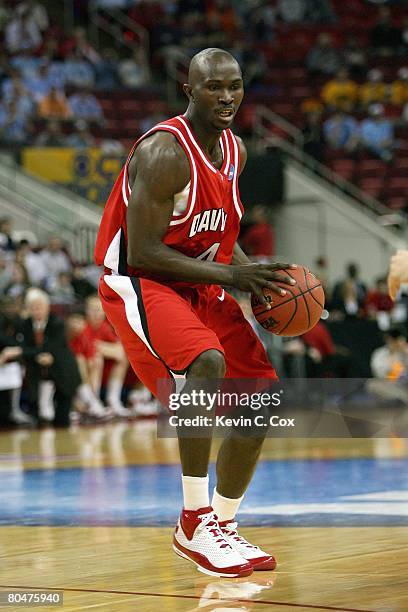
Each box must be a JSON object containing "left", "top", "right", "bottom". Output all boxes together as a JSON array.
[{"left": 99, "top": 275, "right": 277, "bottom": 397}]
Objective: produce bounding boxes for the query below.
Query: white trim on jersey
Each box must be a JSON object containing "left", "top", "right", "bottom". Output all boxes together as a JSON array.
[
  {"left": 122, "top": 165, "right": 129, "bottom": 206},
  {"left": 103, "top": 274, "right": 160, "bottom": 359},
  {"left": 231, "top": 133, "right": 243, "bottom": 219},
  {"left": 103, "top": 228, "right": 122, "bottom": 273},
  {"left": 178, "top": 115, "right": 218, "bottom": 174},
  {"left": 222, "top": 130, "right": 230, "bottom": 176}
]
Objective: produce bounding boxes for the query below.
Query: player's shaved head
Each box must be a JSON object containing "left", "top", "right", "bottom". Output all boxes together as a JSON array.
[{"left": 188, "top": 48, "right": 242, "bottom": 86}]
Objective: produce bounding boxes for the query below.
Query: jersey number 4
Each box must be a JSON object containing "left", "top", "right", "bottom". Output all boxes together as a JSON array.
[{"left": 196, "top": 242, "right": 220, "bottom": 262}]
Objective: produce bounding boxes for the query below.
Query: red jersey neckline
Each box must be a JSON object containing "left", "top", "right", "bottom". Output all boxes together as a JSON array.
[{"left": 179, "top": 115, "right": 229, "bottom": 177}]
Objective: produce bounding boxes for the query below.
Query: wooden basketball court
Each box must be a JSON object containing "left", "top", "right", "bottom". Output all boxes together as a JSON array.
[{"left": 0, "top": 425, "right": 407, "bottom": 611}]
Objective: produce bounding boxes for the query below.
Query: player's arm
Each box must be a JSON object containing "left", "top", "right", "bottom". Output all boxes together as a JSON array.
[
  {"left": 127, "top": 133, "right": 295, "bottom": 306},
  {"left": 388, "top": 249, "right": 408, "bottom": 300}
]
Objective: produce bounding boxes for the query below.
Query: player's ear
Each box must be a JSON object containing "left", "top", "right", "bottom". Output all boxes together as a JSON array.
[{"left": 183, "top": 83, "right": 194, "bottom": 102}]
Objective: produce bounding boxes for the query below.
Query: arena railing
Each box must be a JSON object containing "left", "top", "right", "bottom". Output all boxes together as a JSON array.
[
  {"left": 0, "top": 153, "right": 101, "bottom": 262},
  {"left": 252, "top": 105, "right": 407, "bottom": 229},
  {"left": 88, "top": 0, "right": 149, "bottom": 57}
]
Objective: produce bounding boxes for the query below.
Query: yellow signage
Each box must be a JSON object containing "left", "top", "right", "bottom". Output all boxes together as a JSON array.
[{"left": 22, "top": 148, "right": 124, "bottom": 204}]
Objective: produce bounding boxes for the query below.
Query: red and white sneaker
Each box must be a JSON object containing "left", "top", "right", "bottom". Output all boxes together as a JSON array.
[
  {"left": 173, "top": 506, "right": 253, "bottom": 578},
  {"left": 219, "top": 519, "right": 277, "bottom": 571}
]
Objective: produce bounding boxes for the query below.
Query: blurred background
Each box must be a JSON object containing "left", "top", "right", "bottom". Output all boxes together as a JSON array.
[{"left": 0, "top": 0, "right": 408, "bottom": 429}]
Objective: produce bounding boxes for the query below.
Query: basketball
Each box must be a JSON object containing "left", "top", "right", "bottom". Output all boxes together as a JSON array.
[{"left": 251, "top": 266, "right": 325, "bottom": 336}]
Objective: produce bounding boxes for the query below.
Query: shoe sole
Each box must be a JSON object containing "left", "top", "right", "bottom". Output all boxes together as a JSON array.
[
  {"left": 172, "top": 544, "right": 253, "bottom": 578},
  {"left": 251, "top": 558, "right": 277, "bottom": 571}
]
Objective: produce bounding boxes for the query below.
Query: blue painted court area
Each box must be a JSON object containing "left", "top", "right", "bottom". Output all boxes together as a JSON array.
[{"left": 1, "top": 458, "right": 407, "bottom": 527}]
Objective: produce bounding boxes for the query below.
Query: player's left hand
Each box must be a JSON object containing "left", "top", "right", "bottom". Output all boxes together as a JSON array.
[{"left": 388, "top": 249, "right": 408, "bottom": 300}]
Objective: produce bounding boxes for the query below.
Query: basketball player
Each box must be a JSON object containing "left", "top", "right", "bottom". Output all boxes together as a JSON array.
[
  {"left": 95, "top": 48, "right": 297, "bottom": 578},
  {"left": 388, "top": 249, "right": 408, "bottom": 300}
]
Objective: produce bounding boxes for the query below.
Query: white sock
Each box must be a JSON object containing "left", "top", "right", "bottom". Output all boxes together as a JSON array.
[
  {"left": 106, "top": 378, "right": 123, "bottom": 405},
  {"left": 182, "top": 474, "right": 209, "bottom": 510},
  {"left": 77, "top": 383, "right": 97, "bottom": 405},
  {"left": 212, "top": 488, "right": 244, "bottom": 522}
]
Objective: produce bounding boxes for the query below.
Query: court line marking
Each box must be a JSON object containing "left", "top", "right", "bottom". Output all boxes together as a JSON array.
[{"left": 0, "top": 584, "right": 376, "bottom": 612}]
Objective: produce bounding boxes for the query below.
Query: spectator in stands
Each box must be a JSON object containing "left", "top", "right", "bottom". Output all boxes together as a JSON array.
[
  {"left": 323, "top": 111, "right": 359, "bottom": 152},
  {"left": 2, "top": 75, "right": 35, "bottom": 122},
  {"left": 342, "top": 36, "right": 368, "bottom": 80},
  {"left": 4, "top": 3, "right": 42, "bottom": 55},
  {"left": 0, "top": 99, "right": 33, "bottom": 144},
  {"left": 64, "top": 52, "right": 95, "bottom": 89},
  {"left": 24, "top": 62, "right": 55, "bottom": 103},
  {"left": 94, "top": 48, "right": 121, "bottom": 91},
  {"left": 70, "top": 265, "right": 96, "bottom": 300},
  {"left": 367, "top": 327, "right": 408, "bottom": 405},
  {"left": 0, "top": 217, "right": 15, "bottom": 252},
  {"left": 331, "top": 262, "right": 367, "bottom": 317},
  {"left": 0, "top": 296, "right": 30, "bottom": 425},
  {"left": 40, "top": 236, "right": 72, "bottom": 287},
  {"left": 14, "top": 239, "right": 47, "bottom": 286},
  {"left": 83, "top": 295, "right": 129, "bottom": 417},
  {"left": 11, "top": 51, "right": 43, "bottom": 82},
  {"left": 68, "top": 88, "right": 104, "bottom": 123},
  {"left": 307, "top": 33, "right": 341, "bottom": 76},
  {"left": 364, "top": 277, "right": 394, "bottom": 318},
  {"left": 0, "top": 253, "right": 12, "bottom": 293},
  {"left": 21, "top": 288, "right": 81, "bottom": 427},
  {"left": 369, "top": 6, "right": 402, "bottom": 56},
  {"left": 35, "top": 119, "right": 67, "bottom": 147},
  {"left": 66, "top": 120, "right": 96, "bottom": 148},
  {"left": 3, "top": 262, "right": 30, "bottom": 299},
  {"left": 118, "top": 46, "right": 151, "bottom": 90},
  {"left": 359, "top": 69, "right": 387, "bottom": 109},
  {"left": 277, "top": 0, "right": 306, "bottom": 23},
  {"left": 66, "top": 312, "right": 109, "bottom": 420},
  {"left": 240, "top": 205, "right": 274, "bottom": 259},
  {"left": 48, "top": 272, "right": 76, "bottom": 306},
  {"left": 360, "top": 103, "right": 394, "bottom": 162},
  {"left": 21, "top": 0, "right": 49, "bottom": 33},
  {"left": 321, "top": 68, "right": 358, "bottom": 111},
  {"left": 389, "top": 67, "right": 408, "bottom": 107},
  {"left": 37, "top": 87, "right": 72, "bottom": 120}
]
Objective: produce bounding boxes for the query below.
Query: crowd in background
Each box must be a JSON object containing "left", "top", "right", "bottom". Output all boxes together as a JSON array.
[
  {"left": 0, "top": 0, "right": 406, "bottom": 151},
  {"left": 1, "top": 216, "right": 407, "bottom": 429}
]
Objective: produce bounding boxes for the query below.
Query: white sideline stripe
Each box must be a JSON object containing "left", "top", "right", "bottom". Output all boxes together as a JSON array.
[
  {"left": 231, "top": 134, "right": 242, "bottom": 219},
  {"left": 178, "top": 115, "right": 217, "bottom": 174},
  {"left": 104, "top": 275, "right": 159, "bottom": 359},
  {"left": 242, "top": 502, "right": 408, "bottom": 516},
  {"left": 342, "top": 491, "right": 408, "bottom": 501},
  {"left": 103, "top": 228, "right": 121, "bottom": 273}
]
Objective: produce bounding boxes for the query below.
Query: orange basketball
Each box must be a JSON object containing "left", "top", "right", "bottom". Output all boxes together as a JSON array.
[{"left": 251, "top": 265, "right": 325, "bottom": 336}]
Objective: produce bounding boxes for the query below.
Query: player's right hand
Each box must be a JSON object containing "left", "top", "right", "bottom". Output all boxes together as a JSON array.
[{"left": 232, "top": 262, "right": 297, "bottom": 308}]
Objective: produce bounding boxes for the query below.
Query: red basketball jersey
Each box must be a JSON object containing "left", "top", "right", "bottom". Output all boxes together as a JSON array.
[{"left": 94, "top": 115, "right": 244, "bottom": 285}]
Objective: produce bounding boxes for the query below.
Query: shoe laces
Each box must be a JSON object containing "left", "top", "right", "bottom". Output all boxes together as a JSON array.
[
  {"left": 223, "top": 521, "right": 259, "bottom": 550},
  {"left": 197, "top": 511, "right": 232, "bottom": 550}
]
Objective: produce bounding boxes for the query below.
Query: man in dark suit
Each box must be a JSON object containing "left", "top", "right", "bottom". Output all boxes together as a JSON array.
[{"left": 21, "top": 288, "right": 81, "bottom": 427}]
